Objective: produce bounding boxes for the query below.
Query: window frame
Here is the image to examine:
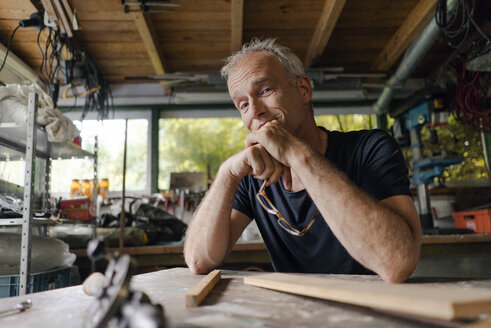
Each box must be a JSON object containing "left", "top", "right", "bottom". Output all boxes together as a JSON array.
[{"left": 60, "top": 110, "right": 153, "bottom": 196}]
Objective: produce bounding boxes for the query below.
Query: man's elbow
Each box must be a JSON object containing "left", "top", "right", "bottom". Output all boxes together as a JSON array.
[
  {"left": 380, "top": 253, "right": 419, "bottom": 283},
  {"left": 186, "top": 258, "right": 212, "bottom": 275},
  {"left": 380, "top": 267, "right": 413, "bottom": 284},
  {"left": 380, "top": 249, "right": 419, "bottom": 284},
  {"left": 184, "top": 250, "right": 216, "bottom": 275}
]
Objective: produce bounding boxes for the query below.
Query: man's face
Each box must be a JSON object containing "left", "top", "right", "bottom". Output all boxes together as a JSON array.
[{"left": 227, "top": 52, "right": 310, "bottom": 133}]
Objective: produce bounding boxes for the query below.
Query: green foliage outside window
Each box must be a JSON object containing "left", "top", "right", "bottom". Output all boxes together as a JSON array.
[
  {"left": 401, "top": 115, "right": 487, "bottom": 182},
  {"left": 159, "top": 113, "right": 487, "bottom": 191},
  {"left": 158, "top": 114, "right": 374, "bottom": 190},
  {"left": 159, "top": 118, "right": 248, "bottom": 190}
]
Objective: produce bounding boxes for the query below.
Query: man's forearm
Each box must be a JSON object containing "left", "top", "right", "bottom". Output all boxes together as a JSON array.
[
  {"left": 287, "top": 142, "right": 420, "bottom": 283},
  {"left": 184, "top": 165, "right": 240, "bottom": 274}
]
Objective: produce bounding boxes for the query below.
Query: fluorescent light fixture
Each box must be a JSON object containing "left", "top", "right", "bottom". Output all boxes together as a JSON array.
[
  {"left": 312, "top": 89, "right": 367, "bottom": 101},
  {"left": 174, "top": 92, "right": 233, "bottom": 104},
  {"left": 57, "top": 82, "right": 368, "bottom": 107}
]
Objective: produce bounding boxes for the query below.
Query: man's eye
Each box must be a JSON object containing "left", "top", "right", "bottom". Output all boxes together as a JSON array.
[
  {"left": 239, "top": 103, "right": 248, "bottom": 110},
  {"left": 261, "top": 88, "right": 272, "bottom": 95}
]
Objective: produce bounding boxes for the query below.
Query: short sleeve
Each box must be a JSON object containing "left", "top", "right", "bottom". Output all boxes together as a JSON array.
[
  {"left": 232, "top": 177, "right": 254, "bottom": 219},
  {"left": 360, "top": 130, "right": 411, "bottom": 201}
]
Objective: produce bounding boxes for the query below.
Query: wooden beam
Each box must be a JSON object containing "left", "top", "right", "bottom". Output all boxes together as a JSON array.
[
  {"left": 371, "top": 0, "right": 437, "bottom": 71},
  {"left": 61, "top": 0, "right": 75, "bottom": 27},
  {"left": 303, "top": 0, "right": 347, "bottom": 68},
  {"left": 230, "top": 0, "right": 243, "bottom": 53},
  {"left": 52, "top": 0, "right": 73, "bottom": 37},
  {"left": 131, "top": 12, "right": 170, "bottom": 94},
  {"left": 40, "top": 0, "right": 65, "bottom": 34}
]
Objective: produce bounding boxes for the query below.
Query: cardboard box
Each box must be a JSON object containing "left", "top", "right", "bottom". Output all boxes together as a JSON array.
[{"left": 60, "top": 198, "right": 95, "bottom": 221}]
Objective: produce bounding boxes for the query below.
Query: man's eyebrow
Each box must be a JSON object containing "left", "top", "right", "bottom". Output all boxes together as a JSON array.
[{"left": 231, "top": 77, "right": 272, "bottom": 101}]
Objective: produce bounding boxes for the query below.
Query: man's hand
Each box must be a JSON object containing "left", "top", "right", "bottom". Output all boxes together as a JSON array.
[
  {"left": 245, "top": 120, "right": 299, "bottom": 166},
  {"left": 222, "top": 142, "right": 289, "bottom": 187}
]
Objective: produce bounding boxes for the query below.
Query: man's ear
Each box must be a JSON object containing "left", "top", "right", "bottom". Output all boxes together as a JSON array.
[{"left": 297, "top": 75, "right": 312, "bottom": 103}]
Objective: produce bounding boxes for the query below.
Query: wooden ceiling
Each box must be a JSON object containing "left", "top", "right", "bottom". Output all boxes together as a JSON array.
[{"left": 0, "top": 0, "right": 487, "bottom": 93}]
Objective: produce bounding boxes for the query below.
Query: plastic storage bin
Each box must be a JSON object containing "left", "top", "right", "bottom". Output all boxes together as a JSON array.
[
  {"left": 453, "top": 209, "right": 491, "bottom": 233},
  {"left": 0, "top": 266, "right": 71, "bottom": 298}
]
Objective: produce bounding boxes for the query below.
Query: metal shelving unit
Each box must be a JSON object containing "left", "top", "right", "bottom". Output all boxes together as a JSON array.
[{"left": 0, "top": 91, "right": 97, "bottom": 296}]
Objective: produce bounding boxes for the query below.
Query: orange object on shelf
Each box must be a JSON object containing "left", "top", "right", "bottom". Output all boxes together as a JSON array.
[
  {"left": 453, "top": 209, "right": 491, "bottom": 233},
  {"left": 81, "top": 179, "right": 92, "bottom": 198},
  {"left": 70, "top": 179, "right": 81, "bottom": 198},
  {"left": 60, "top": 198, "right": 95, "bottom": 221},
  {"left": 99, "top": 178, "right": 109, "bottom": 199}
]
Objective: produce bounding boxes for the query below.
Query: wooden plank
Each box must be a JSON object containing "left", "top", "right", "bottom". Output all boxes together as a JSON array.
[
  {"left": 244, "top": 0, "right": 324, "bottom": 12},
  {"left": 244, "top": 273, "right": 491, "bottom": 320},
  {"left": 185, "top": 270, "right": 221, "bottom": 307},
  {"left": 303, "top": 0, "right": 347, "bottom": 68},
  {"left": 243, "top": 11, "right": 320, "bottom": 30},
  {"left": 421, "top": 234, "right": 491, "bottom": 244},
  {"left": 153, "top": 12, "right": 230, "bottom": 31},
  {"left": 230, "top": 0, "right": 243, "bottom": 53},
  {"left": 52, "top": 0, "right": 73, "bottom": 37},
  {"left": 60, "top": 0, "right": 75, "bottom": 26},
  {"left": 40, "top": 0, "right": 65, "bottom": 34},
  {"left": 158, "top": 30, "right": 230, "bottom": 43},
  {"left": 83, "top": 42, "right": 149, "bottom": 58},
  {"left": 131, "top": 12, "right": 170, "bottom": 93},
  {"left": 371, "top": 0, "right": 437, "bottom": 71}
]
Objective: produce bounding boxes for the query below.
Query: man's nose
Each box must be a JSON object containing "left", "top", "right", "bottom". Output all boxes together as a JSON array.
[{"left": 249, "top": 98, "right": 265, "bottom": 118}]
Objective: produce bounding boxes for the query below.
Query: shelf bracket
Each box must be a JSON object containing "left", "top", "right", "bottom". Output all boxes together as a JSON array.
[{"left": 19, "top": 92, "right": 38, "bottom": 296}]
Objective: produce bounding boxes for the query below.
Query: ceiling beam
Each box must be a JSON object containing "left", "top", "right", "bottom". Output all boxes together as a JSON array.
[
  {"left": 231, "top": 0, "right": 244, "bottom": 53},
  {"left": 304, "top": 0, "right": 347, "bottom": 68},
  {"left": 371, "top": 0, "right": 437, "bottom": 72},
  {"left": 131, "top": 12, "right": 171, "bottom": 94}
]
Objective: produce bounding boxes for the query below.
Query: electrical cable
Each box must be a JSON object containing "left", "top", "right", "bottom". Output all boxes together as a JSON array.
[
  {"left": 0, "top": 25, "right": 21, "bottom": 73},
  {"left": 36, "top": 28, "right": 47, "bottom": 86},
  {"left": 468, "top": 13, "right": 491, "bottom": 43},
  {"left": 33, "top": 23, "right": 113, "bottom": 118},
  {"left": 436, "top": 0, "right": 474, "bottom": 49},
  {"left": 449, "top": 59, "right": 491, "bottom": 132}
]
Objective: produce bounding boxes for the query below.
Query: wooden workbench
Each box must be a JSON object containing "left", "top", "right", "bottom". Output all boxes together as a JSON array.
[
  {"left": 72, "top": 234, "right": 491, "bottom": 279},
  {"left": 1, "top": 267, "right": 490, "bottom": 328}
]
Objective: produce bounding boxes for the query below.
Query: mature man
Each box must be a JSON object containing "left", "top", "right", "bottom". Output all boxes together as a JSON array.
[{"left": 184, "top": 38, "right": 421, "bottom": 283}]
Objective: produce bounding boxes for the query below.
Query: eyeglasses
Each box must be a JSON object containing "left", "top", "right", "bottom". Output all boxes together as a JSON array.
[{"left": 255, "top": 180, "right": 318, "bottom": 236}]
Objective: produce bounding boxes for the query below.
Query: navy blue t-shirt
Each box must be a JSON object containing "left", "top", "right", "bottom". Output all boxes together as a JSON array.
[{"left": 232, "top": 128, "right": 411, "bottom": 274}]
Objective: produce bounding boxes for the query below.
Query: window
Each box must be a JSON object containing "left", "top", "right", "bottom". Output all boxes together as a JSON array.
[
  {"left": 158, "top": 114, "right": 375, "bottom": 190},
  {"left": 158, "top": 117, "right": 248, "bottom": 190},
  {"left": 52, "top": 111, "right": 150, "bottom": 195}
]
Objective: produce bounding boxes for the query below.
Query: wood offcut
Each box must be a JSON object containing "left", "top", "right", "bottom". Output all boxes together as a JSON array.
[
  {"left": 185, "top": 269, "right": 221, "bottom": 307},
  {"left": 244, "top": 273, "right": 491, "bottom": 320}
]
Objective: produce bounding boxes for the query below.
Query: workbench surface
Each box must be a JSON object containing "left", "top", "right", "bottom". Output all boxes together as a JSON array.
[
  {"left": 72, "top": 234, "right": 491, "bottom": 279},
  {"left": 1, "top": 268, "right": 490, "bottom": 328}
]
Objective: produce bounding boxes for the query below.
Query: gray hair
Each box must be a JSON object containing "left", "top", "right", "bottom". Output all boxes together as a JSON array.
[{"left": 220, "top": 38, "right": 305, "bottom": 85}]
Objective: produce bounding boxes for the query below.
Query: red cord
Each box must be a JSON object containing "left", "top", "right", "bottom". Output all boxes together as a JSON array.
[{"left": 450, "top": 59, "right": 490, "bottom": 132}]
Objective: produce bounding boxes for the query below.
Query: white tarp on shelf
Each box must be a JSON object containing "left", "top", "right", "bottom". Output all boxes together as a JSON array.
[
  {"left": 0, "top": 232, "right": 76, "bottom": 275},
  {"left": 0, "top": 83, "right": 79, "bottom": 142}
]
